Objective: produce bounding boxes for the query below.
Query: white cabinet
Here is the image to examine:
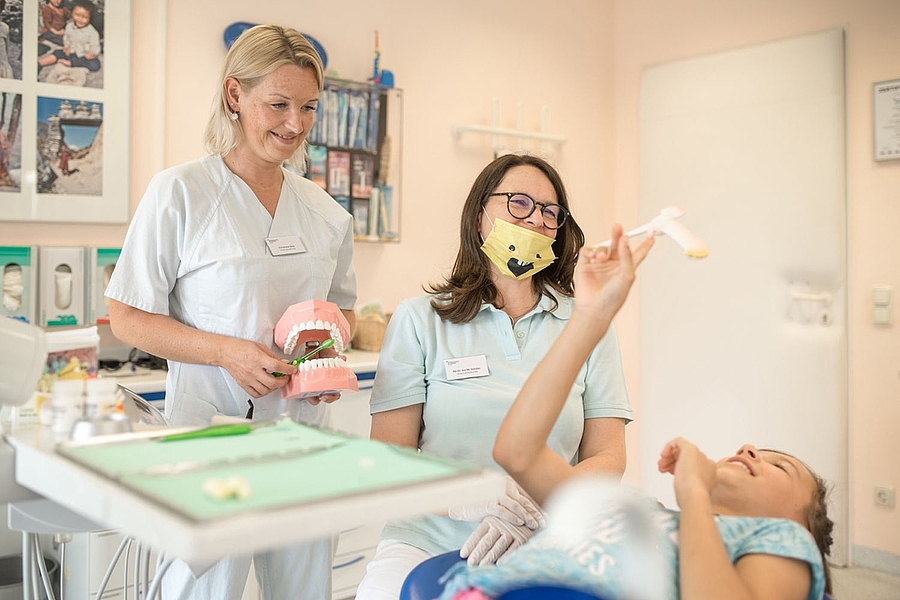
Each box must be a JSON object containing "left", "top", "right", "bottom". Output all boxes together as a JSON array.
[
  {"left": 62, "top": 529, "right": 156, "bottom": 599},
  {"left": 328, "top": 376, "right": 374, "bottom": 438},
  {"left": 329, "top": 374, "right": 385, "bottom": 600},
  {"left": 331, "top": 522, "right": 382, "bottom": 599}
]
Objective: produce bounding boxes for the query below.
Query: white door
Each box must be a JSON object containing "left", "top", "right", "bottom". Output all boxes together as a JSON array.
[{"left": 637, "top": 28, "right": 848, "bottom": 565}]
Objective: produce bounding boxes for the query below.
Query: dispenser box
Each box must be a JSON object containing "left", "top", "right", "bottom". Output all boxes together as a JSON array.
[
  {"left": 1, "top": 245, "right": 38, "bottom": 323},
  {"left": 87, "top": 247, "right": 121, "bottom": 324},
  {"left": 39, "top": 246, "right": 87, "bottom": 328}
]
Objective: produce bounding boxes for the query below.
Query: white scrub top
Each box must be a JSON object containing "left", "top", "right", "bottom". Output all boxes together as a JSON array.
[{"left": 106, "top": 155, "right": 357, "bottom": 426}]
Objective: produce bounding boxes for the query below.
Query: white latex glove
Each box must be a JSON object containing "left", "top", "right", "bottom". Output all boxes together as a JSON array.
[
  {"left": 448, "top": 476, "right": 545, "bottom": 529},
  {"left": 459, "top": 515, "right": 536, "bottom": 566},
  {"left": 2, "top": 267, "right": 23, "bottom": 312}
]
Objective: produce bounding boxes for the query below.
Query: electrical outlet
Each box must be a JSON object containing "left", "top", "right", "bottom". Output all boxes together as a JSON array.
[{"left": 874, "top": 486, "right": 895, "bottom": 508}]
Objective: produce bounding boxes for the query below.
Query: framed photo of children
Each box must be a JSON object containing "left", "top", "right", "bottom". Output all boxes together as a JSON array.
[{"left": 0, "top": 0, "right": 131, "bottom": 223}]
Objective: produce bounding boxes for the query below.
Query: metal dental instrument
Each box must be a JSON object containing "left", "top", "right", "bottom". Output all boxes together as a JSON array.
[{"left": 139, "top": 441, "right": 347, "bottom": 476}]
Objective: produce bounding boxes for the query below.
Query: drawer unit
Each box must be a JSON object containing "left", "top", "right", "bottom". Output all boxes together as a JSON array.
[
  {"left": 330, "top": 372, "right": 382, "bottom": 599},
  {"left": 332, "top": 543, "right": 377, "bottom": 600}
]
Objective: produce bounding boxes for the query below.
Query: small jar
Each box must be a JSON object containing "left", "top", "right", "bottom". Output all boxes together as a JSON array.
[
  {"left": 51, "top": 379, "right": 85, "bottom": 434},
  {"left": 85, "top": 377, "right": 119, "bottom": 419}
]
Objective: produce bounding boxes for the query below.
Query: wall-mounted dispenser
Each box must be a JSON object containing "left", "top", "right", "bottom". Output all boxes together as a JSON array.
[
  {"left": 87, "top": 247, "right": 121, "bottom": 324},
  {"left": 39, "top": 246, "right": 86, "bottom": 328},
  {"left": 1, "top": 246, "right": 38, "bottom": 323}
]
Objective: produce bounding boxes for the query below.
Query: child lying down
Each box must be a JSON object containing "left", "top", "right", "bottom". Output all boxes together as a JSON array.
[{"left": 439, "top": 226, "right": 833, "bottom": 600}]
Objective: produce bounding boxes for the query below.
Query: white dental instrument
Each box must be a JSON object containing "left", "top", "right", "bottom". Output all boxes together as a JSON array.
[{"left": 592, "top": 205, "right": 708, "bottom": 258}]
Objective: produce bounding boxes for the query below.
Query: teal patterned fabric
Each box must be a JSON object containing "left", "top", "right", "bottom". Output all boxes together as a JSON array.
[{"left": 438, "top": 504, "right": 824, "bottom": 600}]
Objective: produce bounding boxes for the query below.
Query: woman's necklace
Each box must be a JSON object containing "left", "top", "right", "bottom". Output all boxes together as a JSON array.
[{"left": 505, "top": 297, "right": 539, "bottom": 324}]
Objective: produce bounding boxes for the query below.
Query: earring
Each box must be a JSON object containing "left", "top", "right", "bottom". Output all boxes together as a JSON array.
[{"left": 230, "top": 111, "right": 239, "bottom": 121}]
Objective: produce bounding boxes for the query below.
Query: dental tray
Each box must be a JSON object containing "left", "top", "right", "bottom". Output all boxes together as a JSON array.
[{"left": 56, "top": 419, "right": 477, "bottom": 523}]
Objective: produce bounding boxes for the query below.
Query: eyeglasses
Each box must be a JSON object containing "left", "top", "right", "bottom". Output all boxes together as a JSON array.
[{"left": 487, "top": 192, "right": 568, "bottom": 230}]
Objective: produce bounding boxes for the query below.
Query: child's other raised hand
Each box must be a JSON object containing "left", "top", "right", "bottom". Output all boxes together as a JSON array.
[
  {"left": 574, "top": 224, "right": 654, "bottom": 318},
  {"left": 658, "top": 437, "right": 718, "bottom": 510}
]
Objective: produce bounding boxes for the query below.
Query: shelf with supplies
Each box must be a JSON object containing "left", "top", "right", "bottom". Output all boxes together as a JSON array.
[{"left": 305, "top": 77, "right": 402, "bottom": 243}]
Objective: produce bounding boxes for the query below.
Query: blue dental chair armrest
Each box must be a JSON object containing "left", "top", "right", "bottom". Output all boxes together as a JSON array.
[
  {"left": 400, "top": 550, "right": 464, "bottom": 600},
  {"left": 399, "top": 550, "right": 606, "bottom": 600}
]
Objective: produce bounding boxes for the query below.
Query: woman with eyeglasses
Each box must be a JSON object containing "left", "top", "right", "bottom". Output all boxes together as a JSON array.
[{"left": 355, "top": 153, "right": 633, "bottom": 599}]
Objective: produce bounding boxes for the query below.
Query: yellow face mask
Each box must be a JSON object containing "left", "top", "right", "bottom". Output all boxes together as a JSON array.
[{"left": 480, "top": 215, "right": 557, "bottom": 280}]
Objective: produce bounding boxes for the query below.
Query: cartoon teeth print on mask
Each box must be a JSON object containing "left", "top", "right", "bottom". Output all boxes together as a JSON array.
[
  {"left": 274, "top": 299, "right": 359, "bottom": 399},
  {"left": 480, "top": 212, "right": 557, "bottom": 280}
]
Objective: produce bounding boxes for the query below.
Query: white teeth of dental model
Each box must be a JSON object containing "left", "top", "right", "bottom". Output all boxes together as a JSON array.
[
  {"left": 283, "top": 321, "right": 346, "bottom": 355},
  {"left": 331, "top": 330, "right": 345, "bottom": 351},
  {"left": 300, "top": 358, "right": 342, "bottom": 370}
]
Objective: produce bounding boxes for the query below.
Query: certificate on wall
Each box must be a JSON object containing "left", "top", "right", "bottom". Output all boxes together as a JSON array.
[
  {"left": 0, "top": 1, "right": 132, "bottom": 223},
  {"left": 874, "top": 78, "right": 900, "bottom": 161}
]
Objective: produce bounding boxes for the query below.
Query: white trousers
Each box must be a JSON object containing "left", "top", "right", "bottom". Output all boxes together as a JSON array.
[
  {"left": 354, "top": 539, "right": 432, "bottom": 600},
  {"left": 160, "top": 536, "right": 334, "bottom": 600}
]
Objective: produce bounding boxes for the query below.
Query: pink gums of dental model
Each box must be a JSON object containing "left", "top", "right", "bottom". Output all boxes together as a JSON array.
[{"left": 274, "top": 299, "right": 358, "bottom": 400}]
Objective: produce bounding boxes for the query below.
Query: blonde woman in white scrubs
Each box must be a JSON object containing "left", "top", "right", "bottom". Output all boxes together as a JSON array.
[{"left": 106, "top": 25, "right": 356, "bottom": 600}]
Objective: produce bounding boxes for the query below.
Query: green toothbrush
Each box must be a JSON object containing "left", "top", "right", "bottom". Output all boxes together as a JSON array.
[{"left": 272, "top": 338, "right": 335, "bottom": 377}]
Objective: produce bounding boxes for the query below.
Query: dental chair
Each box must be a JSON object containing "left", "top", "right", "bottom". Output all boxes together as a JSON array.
[{"left": 399, "top": 550, "right": 837, "bottom": 600}]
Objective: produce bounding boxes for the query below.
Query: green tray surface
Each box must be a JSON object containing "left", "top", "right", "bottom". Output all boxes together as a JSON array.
[{"left": 57, "top": 419, "right": 476, "bottom": 522}]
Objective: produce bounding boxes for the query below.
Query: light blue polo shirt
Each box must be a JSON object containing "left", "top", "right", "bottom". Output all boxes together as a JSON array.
[{"left": 370, "top": 291, "right": 632, "bottom": 554}]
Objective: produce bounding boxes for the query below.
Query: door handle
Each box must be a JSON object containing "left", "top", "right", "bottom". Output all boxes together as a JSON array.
[{"left": 790, "top": 291, "right": 832, "bottom": 305}]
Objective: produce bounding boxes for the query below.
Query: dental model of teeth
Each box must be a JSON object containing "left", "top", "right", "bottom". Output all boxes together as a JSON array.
[{"left": 274, "top": 300, "right": 359, "bottom": 400}]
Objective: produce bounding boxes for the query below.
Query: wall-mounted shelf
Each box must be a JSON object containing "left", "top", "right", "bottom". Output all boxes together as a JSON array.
[
  {"left": 305, "top": 77, "right": 402, "bottom": 243},
  {"left": 452, "top": 100, "right": 566, "bottom": 157},
  {"left": 451, "top": 124, "right": 566, "bottom": 144}
]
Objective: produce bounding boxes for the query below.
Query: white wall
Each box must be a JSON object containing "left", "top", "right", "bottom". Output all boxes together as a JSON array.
[
  {"left": 613, "top": 0, "right": 900, "bottom": 561},
  {"left": 159, "top": 0, "right": 617, "bottom": 310}
]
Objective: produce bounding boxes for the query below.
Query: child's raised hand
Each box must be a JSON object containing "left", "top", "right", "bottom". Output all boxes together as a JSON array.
[
  {"left": 574, "top": 224, "right": 654, "bottom": 318},
  {"left": 658, "top": 437, "right": 718, "bottom": 510}
]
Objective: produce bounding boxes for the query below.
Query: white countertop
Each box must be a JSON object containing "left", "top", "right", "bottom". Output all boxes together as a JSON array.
[
  {"left": 102, "top": 349, "right": 381, "bottom": 395},
  {"left": 344, "top": 348, "right": 381, "bottom": 373}
]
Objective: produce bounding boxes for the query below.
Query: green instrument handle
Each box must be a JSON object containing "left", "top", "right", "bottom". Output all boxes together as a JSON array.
[{"left": 161, "top": 423, "right": 253, "bottom": 442}]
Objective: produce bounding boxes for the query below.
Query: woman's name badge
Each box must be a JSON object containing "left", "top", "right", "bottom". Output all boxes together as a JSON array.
[
  {"left": 444, "top": 355, "right": 489, "bottom": 380},
  {"left": 266, "top": 236, "right": 306, "bottom": 256}
]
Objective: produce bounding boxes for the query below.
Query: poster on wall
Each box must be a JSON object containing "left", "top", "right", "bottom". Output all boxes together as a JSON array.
[
  {"left": 0, "top": 0, "right": 130, "bottom": 223},
  {"left": 874, "top": 78, "right": 900, "bottom": 161}
]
